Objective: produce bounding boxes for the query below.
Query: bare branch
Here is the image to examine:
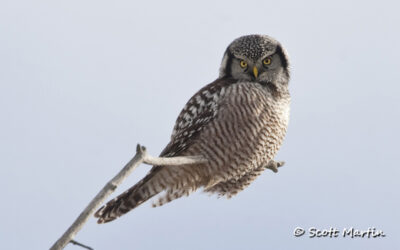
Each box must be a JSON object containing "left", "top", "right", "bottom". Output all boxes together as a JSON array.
[
  {"left": 144, "top": 154, "right": 207, "bottom": 166},
  {"left": 69, "top": 240, "right": 93, "bottom": 250},
  {"left": 50, "top": 144, "right": 206, "bottom": 250}
]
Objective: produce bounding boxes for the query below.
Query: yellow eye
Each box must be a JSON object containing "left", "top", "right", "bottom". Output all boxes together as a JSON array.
[
  {"left": 263, "top": 58, "right": 272, "bottom": 65},
  {"left": 240, "top": 60, "right": 247, "bottom": 68}
]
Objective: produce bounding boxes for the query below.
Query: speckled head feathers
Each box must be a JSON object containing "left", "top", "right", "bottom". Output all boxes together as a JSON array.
[
  {"left": 229, "top": 35, "right": 278, "bottom": 61},
  {"left": 219, "top": 34, "right": 290, "bottom": 81}
]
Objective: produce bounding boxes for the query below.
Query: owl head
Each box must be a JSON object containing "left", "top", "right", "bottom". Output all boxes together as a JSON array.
[{"left": 219, "top": 35, "right": 290, "bottom": 85}]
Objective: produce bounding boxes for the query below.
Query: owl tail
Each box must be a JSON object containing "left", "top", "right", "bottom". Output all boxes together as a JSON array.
[{"left": 94, "top": 172, "right": 161, "bottom": 224}]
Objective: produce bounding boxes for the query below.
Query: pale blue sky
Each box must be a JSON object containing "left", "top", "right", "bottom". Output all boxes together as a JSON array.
[{"left": 1, "top": 0, "right": 399, "bottom": 249}]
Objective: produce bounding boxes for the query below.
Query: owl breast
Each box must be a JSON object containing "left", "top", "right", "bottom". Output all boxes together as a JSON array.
[{"left": 185, "top": 81, "right": 290, "bottom": 186}]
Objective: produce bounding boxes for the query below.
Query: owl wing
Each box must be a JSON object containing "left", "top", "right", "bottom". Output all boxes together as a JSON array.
[
  {"left": 141, "top": 77, "right": 233, "bottom": 196},
  {"left": 159, "top": 77, "right": 234, "bottom": 157}
]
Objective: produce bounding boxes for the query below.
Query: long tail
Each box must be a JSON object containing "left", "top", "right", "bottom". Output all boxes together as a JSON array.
[
  {"left": 95, "top": 163, "right": 204, "bottom": 223},
  {"left": 94, "top": 170, "right": 162, "bottom": 224}
]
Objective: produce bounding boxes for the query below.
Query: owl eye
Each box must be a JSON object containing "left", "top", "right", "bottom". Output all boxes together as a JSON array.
[
  {"left": 240, "top": 60, "right": 248, "bottom": 68},
  {"left": 263, "top": 57, "right": 272, "bottom": 66}
]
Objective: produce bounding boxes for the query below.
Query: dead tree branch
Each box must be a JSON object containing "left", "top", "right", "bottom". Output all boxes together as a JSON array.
[
  {"left": 50, "top": 144, "right": 207, "bottom": 250},
  {"left": 69, "top": 240, "right": 93, "bottom": 250}
]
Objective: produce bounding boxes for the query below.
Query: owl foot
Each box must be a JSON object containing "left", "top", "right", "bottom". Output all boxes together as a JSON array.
[{"left": 264, "top": 160, "right": 285, "bottom": 173}]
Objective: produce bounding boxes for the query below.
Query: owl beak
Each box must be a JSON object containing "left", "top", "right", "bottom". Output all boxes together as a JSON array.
[{"left": 253, "top": 66, "right": 258, "bottom": 79}]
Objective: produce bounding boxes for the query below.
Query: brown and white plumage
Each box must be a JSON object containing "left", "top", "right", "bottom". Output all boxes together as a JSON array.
[{"left": 95, "top": 34, "right": 291, "bottom": 223}]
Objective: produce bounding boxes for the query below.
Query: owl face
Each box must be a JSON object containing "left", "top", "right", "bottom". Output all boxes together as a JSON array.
[{"left": 219, "top": 35, "right": 290, "bottom": 85}]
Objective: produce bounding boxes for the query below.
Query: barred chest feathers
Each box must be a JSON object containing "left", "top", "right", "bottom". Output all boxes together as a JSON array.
[{"left": 184, "top": 81, "right": 290, "bottom": 186}]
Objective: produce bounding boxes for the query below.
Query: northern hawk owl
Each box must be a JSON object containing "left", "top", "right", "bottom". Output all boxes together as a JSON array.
[{"left": 95, "top": 34, "right": 290, "bottom": 223}]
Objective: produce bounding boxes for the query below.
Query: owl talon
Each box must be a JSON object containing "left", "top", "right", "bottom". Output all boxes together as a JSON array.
[{"left": 265, "top": 160, "right": 285, "bottom": 173}]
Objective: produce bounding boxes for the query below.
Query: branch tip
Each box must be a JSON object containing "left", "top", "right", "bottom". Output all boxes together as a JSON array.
[{"left": 136, "top": 144, "right": 147, "bottom": 155}]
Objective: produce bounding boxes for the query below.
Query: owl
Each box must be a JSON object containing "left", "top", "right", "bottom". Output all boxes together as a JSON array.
[{"left": 95, "top": 34, "right": 290, "bottom": 223}]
